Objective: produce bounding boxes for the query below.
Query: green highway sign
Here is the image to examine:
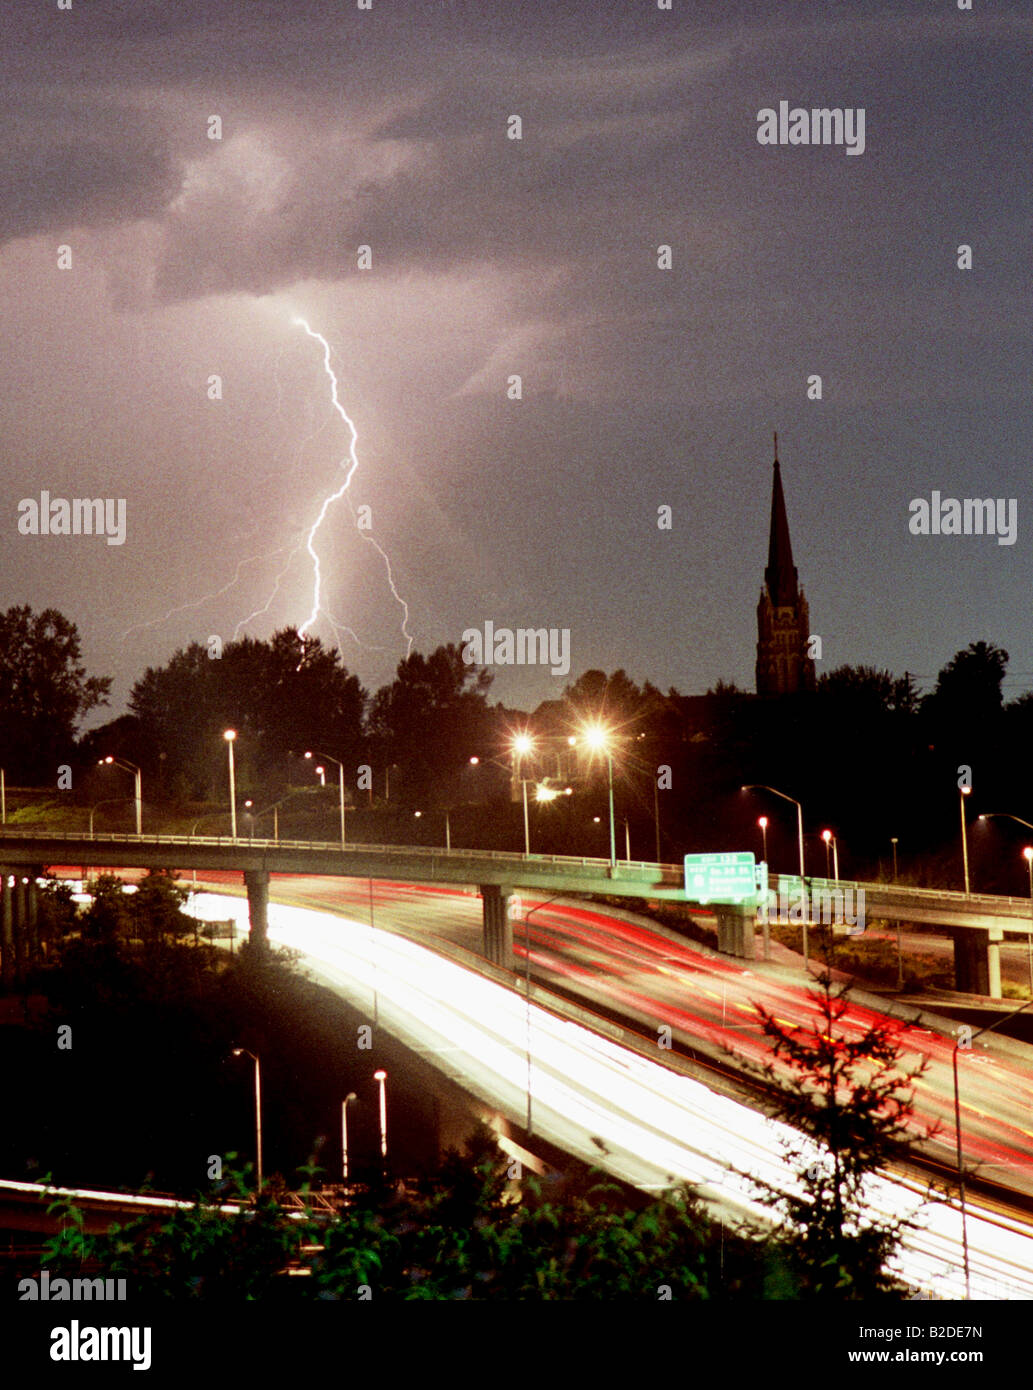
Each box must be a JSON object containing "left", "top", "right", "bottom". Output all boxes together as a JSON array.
[{"left": 684, "top": 850, "right": 757, "bottom": 903}]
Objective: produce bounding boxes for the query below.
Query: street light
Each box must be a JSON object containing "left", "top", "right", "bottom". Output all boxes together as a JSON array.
[
  {"left": 305, "top": 751, "right": 346, "bottom": 847},
  {"left": 414, "top": 808, "right": 451, "bottom": 850},
  {"left": 743, "top": 784, "right": 807, "bottom": 966},
  {"left": 89, "top": 797, "right": 134, "bottom": 838},
  {"left": 959, "top": 785, "right": 972, "bottom": 894},
  {"left": 231, "top": 1046, "right": 262, "bottom": 1193},
  {"left": 758, "top": 816, "right": 768, "bottom": 864},
  {"left": 742, "top": 785, "right": 805, "bottom": 880},
  {"left": 891, "top": 837, "right": 899, "bottom": 882},
  {"left": 373, "top": 1069, "right": 388, "bottom": 1166},
  {"left": 581, "top": 725, "right": 616, "bottom": 869},
  {"left": 953, "top": 998, "right": 1033, "bottom": 1298},
  {"left": 341, "top": 1091, "right": 357, "bottom": 1182},
  {"left": 821, "top": 829, "right": 839, "bottom": 879},
  {"left": 99, "top": 756, "right": 142, "bottom": 835},
  {"left": 223, "top": 730, "right": 238, "bottom": 839}
]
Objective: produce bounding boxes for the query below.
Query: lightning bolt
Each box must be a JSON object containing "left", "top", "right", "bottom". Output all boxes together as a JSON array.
[
  {"left": 292, "top": 316, "right": 414, "bottom": 655},
  {"left": 123, "top": 312, "right": 414, "bottom": 660}
]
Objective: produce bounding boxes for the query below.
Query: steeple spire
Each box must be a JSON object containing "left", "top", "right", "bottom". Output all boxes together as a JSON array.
[{"left": 764, "top": 435, "right": 798, "bottom": 607}]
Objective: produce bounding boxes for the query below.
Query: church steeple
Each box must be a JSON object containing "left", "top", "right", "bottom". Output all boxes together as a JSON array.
[
  {"left": 764, "top": 438, "right": 800, "bottom": 607},
  {"left": 755, "top": 436, "right": 815, "bottom": 697}
]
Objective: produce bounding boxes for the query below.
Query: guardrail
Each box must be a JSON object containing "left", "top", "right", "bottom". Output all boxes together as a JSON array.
[
  {"left": 770, "top": 872, "right": 1029, "bottom": 911},
  {"left": 0, "top": 829, "right": 677, "bottom": 877}
]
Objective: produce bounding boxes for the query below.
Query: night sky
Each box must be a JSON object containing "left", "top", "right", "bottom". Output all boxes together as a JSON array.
[{"left": 2, "top": 0, "right": 1030, "bottom": 719}]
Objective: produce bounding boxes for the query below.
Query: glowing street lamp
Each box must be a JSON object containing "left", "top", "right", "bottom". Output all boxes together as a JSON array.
[
  {"left": 231, "top": 1046, "right": 262, "bottom": 1192},
  {"left": 341, "top": 1091, "right": 357, "bottom": 1182},
  {"left": 581, "top": 725, "right": 616, "bottom": 868},
  {"left": 306, "top": 751, "right": 346, "bottom": 847},
  {"left": 821, "top": 829, "right": 839, "bottom": 879},
  {"left": 223, "top": 730, "right": 238, "bottom": 839},
  {"left": 373, "top": 1069, "right": 388, "bottom": 1165},
  {"left": 758, "top": 816, "right": 768, "bottom": 863},
  {"left": 743, "top": 784, "right": 807, "bottom": 965},
  {"left": 99, "top": 755, "right": 142, "bottom": 835}
]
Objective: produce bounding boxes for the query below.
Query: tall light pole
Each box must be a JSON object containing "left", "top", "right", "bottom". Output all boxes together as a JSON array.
[
  {"left": 743, "top": 785, "right": 804, "bottom": 880},
  {"left": 758, "top": 816, "right": 768, "bottom": 864},
  {"left": 953, "top": 998, "right": 1033, "bottom": 1298},
  {"left": 341, "top": 1091, "right": 357, "bottom": 1182},
  {"left": 373, "top": 1069, "right": 388, "bottom": 1169},
  {"left": 224, "top": 730, "right": 238, "bottom": 839},
  {"left": 960, "top": 785, "right": 972, "bottom": 894},
  {"left": 582, "top": 726, "right": 616, "bottom": 869},
  {"left": 306, "top": 751, "right": 346, "bottom": 847},
  {"left": 821, "top": 829, "right": 839, "bottom": 879},
  {"left": 891, "top": 836, "right": 899, "bottom": 881},
  {"left": 99, "top": 756, "right": 142, "bottom": 835},
  {"left": 232, "top": 1046, "right": 262, "bottom": 1193},
  {"left": 744, "top": 784, "right": 806, "bottom": 965},
  {"left": 512, "top": 735, "right": 534, "bottom": 853},
  {"left": 1, "top": 768, "right": 5, "bottom": 825}
]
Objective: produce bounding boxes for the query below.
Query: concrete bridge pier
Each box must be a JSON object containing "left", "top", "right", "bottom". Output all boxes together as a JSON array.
[
  {"left": 480, "top": 884, "right": 514, "bottom": 970},
  {"left": 714, "top": 903, "right": 756, "bottom": 960},
  {"left": 243, "top": 870, "right": 270, "bottom": 953},
  {"left": 951, "top": 926, "right": 1003, "bottom": 999},
  {"left": 14, "top": 875, "right": 28, "bottom": 981}
]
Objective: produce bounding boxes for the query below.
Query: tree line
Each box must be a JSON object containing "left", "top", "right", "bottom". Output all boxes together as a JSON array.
[{"left": 0, "top": 603, "right": 1027, "bottom": 887}]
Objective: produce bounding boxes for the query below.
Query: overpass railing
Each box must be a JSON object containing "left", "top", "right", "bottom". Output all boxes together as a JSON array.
[{"left": 0, "top": 828, "right": 679, "bottom": 878}]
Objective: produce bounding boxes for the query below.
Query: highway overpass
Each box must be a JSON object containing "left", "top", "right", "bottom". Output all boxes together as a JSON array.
[{"left": 0, "top": 830, "right": 1027, "bottom": 995}]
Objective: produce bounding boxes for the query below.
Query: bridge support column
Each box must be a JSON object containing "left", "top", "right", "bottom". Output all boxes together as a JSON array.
[
  {"left": 1, "top": 871, "right": 13, "bottom": 990},
  {"left": 243, "top": 870, "right": 270, "bottom": 954},
  {"left": 26, "top": 875, "right": 39, "bottom": 964},
  {"left": 480, "top": 884, "right": 514, "bottom": 970},
  {"left": 951, "top": 928, "right": 993, "bottom": 996},
  {"left": 986, "top": 926, "right": 1003, "bottom": 1001},
  {"left": 14, "top": 876, "right": 28, "bottom": 983},
  {"left": 714, "top": 903, "right": 755, "bottom": 960}
]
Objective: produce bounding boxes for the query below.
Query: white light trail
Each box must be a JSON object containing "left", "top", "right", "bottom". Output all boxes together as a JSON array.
[{"left": 190, "top": 892, "right": 1033, "bottom": 1300}]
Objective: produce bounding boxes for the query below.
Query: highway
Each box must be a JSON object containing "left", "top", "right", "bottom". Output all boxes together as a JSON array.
[
  {"left": 184, "top": 887, "right": 1033, "bottom": 1300},
  {"left": 180, "top": 870, "right": 1033, "bottom": 1205}
]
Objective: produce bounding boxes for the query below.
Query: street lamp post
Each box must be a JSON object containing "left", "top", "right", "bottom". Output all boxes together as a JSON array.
[
  {"left": 89, "top": 797, "right": 133, "bottom": 838},
  {"left": 99, "top": 756, "right": 142, "bottom": 835},
  {"left": 953, "top": 998, "right": 1033, "bottom": 1298},
  {"left": 341, "top": 1091, "right": 357, "bottom": 1182},
  {"left": 224, "top": 731, "right": 237, "bottom": 839},
  {"left": 582, "top": 727, "right": 616, "bottom": 869},
  {"left": 306, "top": 751, "right": 346, "bottom": 847},
  {"left": 890, "top": 836, "right": 899, "bottom": 882},
  {"left": 821, "top": 829, "right": 839, "bottom": 880},
  {"left": 743, "top": 785, "right": 807, "bottom": 965},
  {"left": 232, "top": 1047, "right": 262, "bottom": 1193},
  {"left": 1024, "top": 849, "right": 1033, "bottom": 995},
  {"left": 758, "top": 816, "right": 768, "bottom": 864},
  {"left": 960, "top": 785, "right": 972, "bottom": 894},
  {"left": 1, "top": 768, "right": 5, "bottom": 825},
  {"left": 373, "top": 1069, "right": 388, "bottom": 1170}
]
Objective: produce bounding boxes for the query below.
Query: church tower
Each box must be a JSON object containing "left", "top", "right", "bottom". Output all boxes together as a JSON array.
[{"left": 755, "top": 435, "right": 815, "bottom": 696}]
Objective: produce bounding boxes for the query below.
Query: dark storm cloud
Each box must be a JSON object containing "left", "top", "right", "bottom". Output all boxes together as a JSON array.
[{"left": 0, "top": 92, "right": 180, "bottom": 243}]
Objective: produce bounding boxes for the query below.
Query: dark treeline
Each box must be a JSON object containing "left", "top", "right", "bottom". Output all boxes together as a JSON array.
[{"left": 0, "top": 603, "right": 1028, "bottom": 892}]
